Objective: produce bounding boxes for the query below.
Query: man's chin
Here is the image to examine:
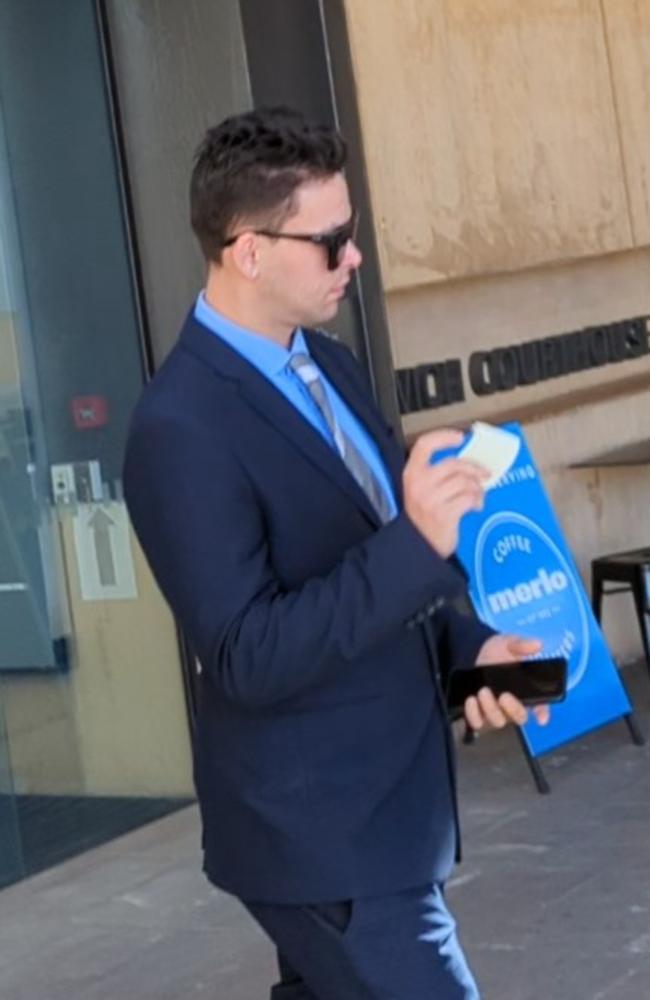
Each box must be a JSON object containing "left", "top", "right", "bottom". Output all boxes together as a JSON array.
[
  {"left": 295, "top": 300, "right": 340, "bottom": 330},
  {"left": 317, "top": 301, "right": 341, "bottom": 324}
]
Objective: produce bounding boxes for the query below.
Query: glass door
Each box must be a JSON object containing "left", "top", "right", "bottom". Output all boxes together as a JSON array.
[{"left": 0, "top": 0, "right": 193, "bottom": 888}]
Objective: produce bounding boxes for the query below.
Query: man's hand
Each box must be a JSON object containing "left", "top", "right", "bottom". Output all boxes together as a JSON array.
[
  {"left": 403, "top": 429, "right": 488, "bottom": 558},
  {"left": 464, "top": 634, "right": 551, "bottom": 731}
]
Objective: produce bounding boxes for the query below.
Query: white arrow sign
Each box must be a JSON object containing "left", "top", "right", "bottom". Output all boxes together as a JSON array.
[{"left": 73, "top": 502, "right": 137, "bottom": 601}]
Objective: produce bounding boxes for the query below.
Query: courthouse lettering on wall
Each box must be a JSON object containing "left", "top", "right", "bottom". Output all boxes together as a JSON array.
[{"left": 396, "top": 316, "right": 650, "bottom": 414}]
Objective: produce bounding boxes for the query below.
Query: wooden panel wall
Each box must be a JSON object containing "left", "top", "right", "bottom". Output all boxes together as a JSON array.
[
  {"left": 343, "top": 1, "right": 650, "bottom": 668},
  {"left": 344, "top": 0, "right": 636, "bottom": 290},
  {"left": 602, "top": 0, "right": 650, "bottom": 245}
]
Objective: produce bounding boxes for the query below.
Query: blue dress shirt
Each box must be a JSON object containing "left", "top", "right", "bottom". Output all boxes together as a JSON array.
[{"left": 194, "top": 293, "right": 397, "bottom": 519}]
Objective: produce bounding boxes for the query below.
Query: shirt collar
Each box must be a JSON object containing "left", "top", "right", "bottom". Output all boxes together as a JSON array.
[{"left": 194, "top": 292, "right": 309, "bottom": 378}]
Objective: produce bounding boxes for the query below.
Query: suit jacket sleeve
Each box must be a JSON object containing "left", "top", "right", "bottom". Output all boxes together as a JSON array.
[{"left": 124, "top": 408, "right": 472, "bottom": 710}]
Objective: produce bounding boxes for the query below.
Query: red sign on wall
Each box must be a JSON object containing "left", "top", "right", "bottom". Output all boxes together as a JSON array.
[{"left": 71, "top": 395, "right": 108, "bottom": 430}]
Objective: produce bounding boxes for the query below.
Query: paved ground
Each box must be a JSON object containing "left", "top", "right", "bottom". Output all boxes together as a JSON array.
[{"left": 1, "top": 660, "right": 650, "bottom": 1000}]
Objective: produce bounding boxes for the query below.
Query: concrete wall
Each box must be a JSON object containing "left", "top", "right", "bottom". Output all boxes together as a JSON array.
[{"left": 344, "top": 0, "right": 650, "bottom": 663}]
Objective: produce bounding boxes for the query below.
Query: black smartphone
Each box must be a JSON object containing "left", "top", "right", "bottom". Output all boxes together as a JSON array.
[{"left": 445, "top": 657, "right": 567, "bottom": 721}]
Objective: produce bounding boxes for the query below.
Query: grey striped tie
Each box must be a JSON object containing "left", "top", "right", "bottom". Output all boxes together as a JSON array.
[{"left": 288, "top": 352, "right": 393, "bottom": 524}]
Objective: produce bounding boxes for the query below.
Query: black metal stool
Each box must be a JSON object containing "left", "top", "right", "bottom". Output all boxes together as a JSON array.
[{"left": 592, "top": 547, "right": 650, "bottom": 677}]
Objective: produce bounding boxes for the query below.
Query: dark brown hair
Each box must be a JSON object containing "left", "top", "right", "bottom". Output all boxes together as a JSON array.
[{"left": 190, "top": 106, "right": 347, "bottom": 263}]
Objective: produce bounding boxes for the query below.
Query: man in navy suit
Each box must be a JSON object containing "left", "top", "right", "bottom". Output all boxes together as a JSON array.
[{"left": 124, "top": 107, "right": 548, "bottom": 999}]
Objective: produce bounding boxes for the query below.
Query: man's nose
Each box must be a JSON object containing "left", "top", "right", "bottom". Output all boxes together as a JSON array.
[{"left": 342, "top": 238, "right": 362, "bottom": 270}]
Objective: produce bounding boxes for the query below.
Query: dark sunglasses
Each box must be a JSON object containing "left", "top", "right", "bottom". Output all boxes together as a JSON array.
[{"left": 222, "top": 210, "right": 359, "bottom": 271}]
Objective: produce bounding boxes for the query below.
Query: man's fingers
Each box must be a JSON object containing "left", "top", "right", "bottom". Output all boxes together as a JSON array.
[
  {"left": 464, "top": 695, "right": 484, "bottom": 730},
  {"left": 428, "top": 470, "right": 486, "bottom": 507},
  {"left": 446, "top": 491, "right": 485, "bottom": 524},
  {"left": 430, "top": 457, "right": 490, "bottom": 483},
  {"left": 507, "top": 637, "right": 543, "bottom": 656},
  {"left": 408, "top": 429, "right": 465, "bottom": 468},
  {"left": 419, "top": 461, "right": 487, "bottom": 492},
  {"left": 403, "top": 432, "right": 490, "bottom": 558},
  {"left": 532, "top": 704, "right": 551, "bottom": 726},
  {"left": 464, "top": 690, "right": 543, "bottom": 730},
  {"left": 410, "top": 460, "right": 487, "bottom": 504},
  {"left": 497, "top": 692, "right": 529, "bottom": 727},
  {"left": 477, "top": 687, "right": 507, "bottom": 728},
  {"left": 405, "top": 463, "right": 486, "bottom": 521}
]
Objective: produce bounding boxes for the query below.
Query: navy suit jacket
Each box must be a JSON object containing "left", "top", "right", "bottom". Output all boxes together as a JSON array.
[{"left": 123, "top": 313, "right": 494, "bottom": 904}]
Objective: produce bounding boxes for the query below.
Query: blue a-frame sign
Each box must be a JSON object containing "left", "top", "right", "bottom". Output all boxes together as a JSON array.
[{"left": 452, "top": 423, "right": 631, "bottom": 757}]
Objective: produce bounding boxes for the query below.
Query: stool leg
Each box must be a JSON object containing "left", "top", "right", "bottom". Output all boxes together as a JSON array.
[
  {"left": 592, "top": 567, "right": 604, "bottom": 623},
  {"left": 462, "top": 722, "right": 476, "bottom": 745},
  {"left": 643, "top": 566, "right": 650, "bottom": 673},
  {"left": 632, "top": 568, "right": 650, "bottom": 680}
]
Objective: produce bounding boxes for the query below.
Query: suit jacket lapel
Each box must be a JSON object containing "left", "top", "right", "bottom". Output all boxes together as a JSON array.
[{"left": 180, "top": 317, "right": 384, "bottom": 526}]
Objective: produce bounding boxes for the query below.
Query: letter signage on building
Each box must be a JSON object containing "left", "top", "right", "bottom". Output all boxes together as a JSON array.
[
  {"left": 453, "top": 424, "right": 631, "bottom": 756},
  {"left": 397, "top": 315, "right": 650, "bottom": 413}
]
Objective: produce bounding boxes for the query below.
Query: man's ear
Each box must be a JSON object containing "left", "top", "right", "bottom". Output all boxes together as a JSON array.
[{"left": 231, "top": 232, "right": 259, "bottom": 280}]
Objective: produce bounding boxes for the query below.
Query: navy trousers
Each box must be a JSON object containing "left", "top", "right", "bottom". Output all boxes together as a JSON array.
[{"left": 244, "top": 883, "right": 481, "bottom": 999}]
